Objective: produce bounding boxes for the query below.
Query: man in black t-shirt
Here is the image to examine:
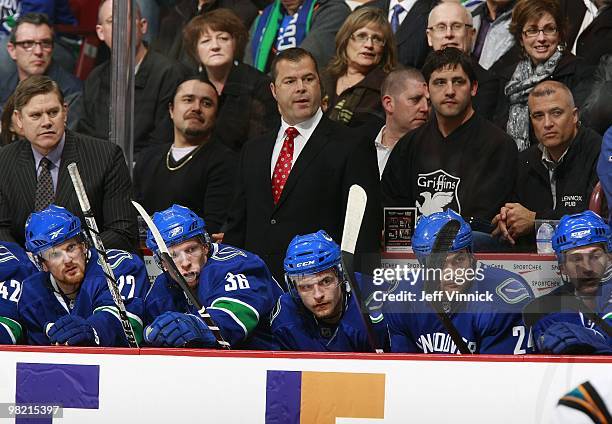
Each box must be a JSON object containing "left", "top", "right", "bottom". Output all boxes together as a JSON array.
[{"left": 382, "top": 48, "right": 517, "bottom": 224}]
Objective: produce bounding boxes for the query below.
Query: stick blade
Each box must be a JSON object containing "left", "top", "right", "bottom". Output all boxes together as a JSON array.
[{"left": 341, "top": 185, "right": 367, "bottom": 254}]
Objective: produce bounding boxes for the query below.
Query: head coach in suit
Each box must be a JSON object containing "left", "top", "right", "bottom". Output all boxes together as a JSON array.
[
  {"left": 223, "top": 47, "right": 382, "bottom": 284},
  {"left": 0, "top": 75, "right": 137, "bottom": 252}
]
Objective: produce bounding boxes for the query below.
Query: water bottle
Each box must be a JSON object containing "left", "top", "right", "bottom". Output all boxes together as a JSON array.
[{"left": 536, "top": 222, "right": 555, "bottom": 254}]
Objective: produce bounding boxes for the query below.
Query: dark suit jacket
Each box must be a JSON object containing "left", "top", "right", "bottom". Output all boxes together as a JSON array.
[
  {"left": 0, "top": 130, "right": 137, "bottom": 252},
  {"left": 362, "top": 0, "right": 438, "bottom": 69},
  {"left": 575, "top": 6, "right": 612, "bottom": 66},
  {"left": 224, "top": 115, "right": 382, "bottom": 283}
]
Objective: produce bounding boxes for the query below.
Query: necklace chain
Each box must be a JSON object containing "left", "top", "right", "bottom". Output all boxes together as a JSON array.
[{"left": 166, "top": 143, "right": 205, "bottom": 171}]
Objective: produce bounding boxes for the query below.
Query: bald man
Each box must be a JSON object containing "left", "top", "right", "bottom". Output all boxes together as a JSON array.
[
  {"left": 492, "top": 80, "right": 602, "bottom": 251},
  {"left": 426, "top": 1, "right": 499, "bottom": 121},
  {"left": 375, "top": 67, "right": 429, "bottom": 177}
]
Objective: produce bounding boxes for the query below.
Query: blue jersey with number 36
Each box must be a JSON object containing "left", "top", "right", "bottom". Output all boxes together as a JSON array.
[
  {"left": 0, "top": 242, "right": 37, "bottom": 344},
  {"left": 386, "top": 265, "right": 534, "bottom": 354},
  {"left": 18, "top": 249, "right": 147, "bottom": 346},
  {"left": 145, "top": 243, "right": 284, "bottom": 350}
]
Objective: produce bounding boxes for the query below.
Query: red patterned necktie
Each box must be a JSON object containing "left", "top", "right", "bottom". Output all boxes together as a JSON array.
[{"left": 272, "top": 126, "right": 299, "bottom": 204}]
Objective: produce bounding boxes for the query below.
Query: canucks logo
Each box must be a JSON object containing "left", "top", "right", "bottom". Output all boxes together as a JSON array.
[
  {"left": 212, "top": 245, "right": 247, "bottom": 262},
  {"left": 416, "top": 169, "right": 461, "bottom": 216},
  {"left": 98, "top": 249, "right": 132, "bottom": 270},
  {"left": 0, "top": 245, "right": 18, "bottom": 263},
  {"left": 496, "top": 278, "right": 530, "bottom": 304}
]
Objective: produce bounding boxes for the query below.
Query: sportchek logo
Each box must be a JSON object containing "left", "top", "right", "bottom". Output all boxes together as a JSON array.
[
  {"left": 571, "top": 229, "right": 591, "bottom": 239},
  {"left": 168, "top": 226, "right": 183, "bottom": 238},
  {"left": 49, "top": 228, "right": 63, "bottom": 239},
  {"left": 416, "top": 169, "right": 461, "bottom": 216}
]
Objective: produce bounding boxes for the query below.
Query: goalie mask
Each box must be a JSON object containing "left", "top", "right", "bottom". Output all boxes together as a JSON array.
[{"left": 412, "top": 209, "right": 473, "bottom": 266}]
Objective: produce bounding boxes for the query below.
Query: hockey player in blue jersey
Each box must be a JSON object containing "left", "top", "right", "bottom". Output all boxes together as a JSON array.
[
  {"left": 18, "top": 205, "right": 147, "bottom": 346},
  {"left": 385, "top": 210, "right": 534, "bottom": 354},
  {"left": 271, "top": 230, "right": 387, "bottom": 352},
  {"left": 143, "top": 204, "right": 283, "bottom": 349},
  {"left": 0, "top": 242, "right": 37, "bottom": 344},
  {"left": 524, "top": 211, "right": 612, "bottom": 354}
]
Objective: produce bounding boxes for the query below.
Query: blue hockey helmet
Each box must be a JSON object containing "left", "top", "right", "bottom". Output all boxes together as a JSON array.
[
  {"left": 412, "top": 210, "right": 473, "bottom": 264},
  {"left": 284, "top": 230, "right": 342, "bottom": 277},
  {"left": 552, "top": 211, "right": 610, "bottom": 261},
  {"left": 25, "top": 205, "right": 82, "bottom": 256},
  {"left": 146, "top": 204, "right": 207, "bottom": 253}
]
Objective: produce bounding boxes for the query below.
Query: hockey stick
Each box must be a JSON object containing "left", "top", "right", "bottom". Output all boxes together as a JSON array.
[
  {"left": 340, "top": 185, "right": 384, "bottom": 353},
  {"left": 131, "top": 200, "right": 231, "bottom": 349},
  {"left": 425, "top": 219, "right": 472, "bottom": 354},
  {"left": 67, "top": 163, "right": 139, "bottom": 348}
]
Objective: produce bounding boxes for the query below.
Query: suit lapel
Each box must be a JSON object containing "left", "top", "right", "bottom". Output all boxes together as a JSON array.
[
  {"left": 273, "top": 117, "right": 331, "bottom": 210},
  {"left": 395, "top": 0, "right": 431, "bottom": 45},
  {"left": 259, "top": 132, "right": 278, "bottom": 207},
  {"left": 56, "top": 131, "right": 78, "bottom": 206},
  {"left": 17, "top": 142, "right": 37, "bottom": 212}
]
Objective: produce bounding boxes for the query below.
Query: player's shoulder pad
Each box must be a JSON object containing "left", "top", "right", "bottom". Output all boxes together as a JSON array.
[
  {"left": 270, "top": 294, "right": 300, "bottom": 328},
  {"left": 102, "top": 249, "right": 144, "bottom": 271},
  {"left": 482, "top": 265, "right": 532, "bottom": 304}
]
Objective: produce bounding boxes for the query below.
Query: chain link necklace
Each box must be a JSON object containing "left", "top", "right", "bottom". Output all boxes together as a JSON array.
[{"left": 166, "top": 143, "right": 206, "bottom": 171}]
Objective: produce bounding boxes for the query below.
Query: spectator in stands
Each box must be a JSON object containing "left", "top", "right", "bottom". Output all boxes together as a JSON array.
[
  {"left": 375, "top": 67, "right": 429, "bottom": 177},
  {"left": 153, "top": 0, "right": 258, "bottom": 71},
  {"left": 491, "top": 0, "right": 593, "bottom": 152},
  {"left": 0, "top": 13, "right": 82, "bottom": 126},
  {"left": 562, "top": 0, "right": 612, "bottom": 66},
  {"left": 598, "top": 126, "right": 612, "bottom": 223},
  {"left": 224, "top": 48, "right": 381, "bottom": 284},
  {"left": 582, "top": 53, "right": 612, "bottom": 134},
  {"left": 360, "top": 0, "right": 436, "bottom": 69},
  {"left": 382, "top": 48, "right": 517, "bottom": 224},
  {"left": 244, "top": 0, "right": 351, "bottom": 74},
  {"left": 77, "top": 0, "right": 187, "bottom": 155},
  {"left": 0, "top": 0, "right": 77, "bottom": 77},
  {"left": 0, "top": 75, "right": 137, "bottom": 251},
  {"left": 182, "top": 9, "right": 279, "bottom": 152},
  {"left": 524, "top": 210, "right": 611, "bottom": 354},
  {"left": 322, "top": 7, "right": 397, "bottom": 128},
  {"left": 0, "top": 94, "right": 21, "bottom": 145},
  {"left": 492, "top": 81, "right": 601, "bottom": 250},
  {"left": 426, "top": 1, "right": 498, "bottom": 121},
  {"left": 133, "top": 75, "right": 236, "bottom": 235},
  {"left": 469, "top": 0, "right": 516, "bottom": 70}
]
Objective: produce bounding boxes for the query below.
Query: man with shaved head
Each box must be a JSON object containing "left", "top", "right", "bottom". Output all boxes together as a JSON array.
[
  {"left": 492, "top": 80, "right": 602, "bottom": 251},
  {"left": 375, "top": 67, "right": 429, "bottom": 177},
  {"left": 426, "top": 1, "right": 498, "bottom": 120}
]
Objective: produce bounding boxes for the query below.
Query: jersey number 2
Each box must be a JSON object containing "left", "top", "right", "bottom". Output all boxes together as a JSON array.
[{"left": 224, "top": 273, "right": 250, "bottom": 291}]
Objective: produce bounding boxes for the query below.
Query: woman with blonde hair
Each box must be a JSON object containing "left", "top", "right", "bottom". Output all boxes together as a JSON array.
[{"left": 322, "top": 7, "right": 398, "bottom": 128}]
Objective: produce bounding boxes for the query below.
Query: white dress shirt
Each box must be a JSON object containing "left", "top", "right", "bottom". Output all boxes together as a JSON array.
[
  {"left": 270, "top": 108, "right": 324, "bottom": 177},
  {"left": 388, "top": 0, "right": 417, "bottom": 27}
]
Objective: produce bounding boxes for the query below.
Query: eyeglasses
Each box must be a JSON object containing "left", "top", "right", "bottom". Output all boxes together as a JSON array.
[
  {"left": 427, "top": 23, "right": 472, "bottom": 33},
  {"left": 350, "top": 32, "right": 386, "bottom": 47},
  {"left": 523, "top": 26, "right": 558, "bottom": 38},
  {"left": 14, "top": 39, "right": 54, "bottom": 51}
]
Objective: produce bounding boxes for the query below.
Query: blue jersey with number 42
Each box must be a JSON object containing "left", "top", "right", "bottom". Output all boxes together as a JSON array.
[
  {"left": 386, "top": 264, "right": 534, "bottom": 354},
  {"left": 0, "top": 242, "right": 37, "bottom": 344},
  {"left": 18, "top": 249, "right": 147, "bottom": 346},
  {"left": 145, "top": 243, "right": 284, "bottom": 349}
]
